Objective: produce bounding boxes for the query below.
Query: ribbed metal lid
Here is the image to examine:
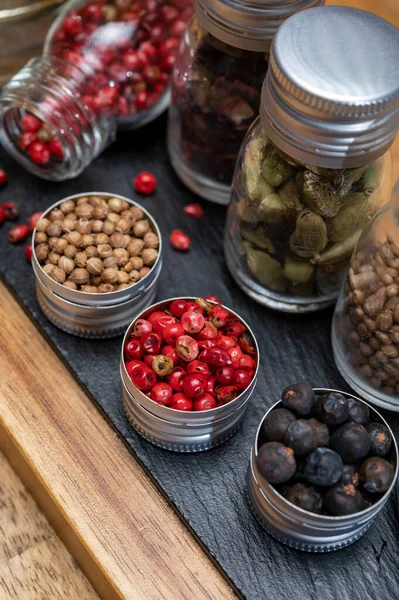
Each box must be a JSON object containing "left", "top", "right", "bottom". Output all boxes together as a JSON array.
[
  {"left": 260, "top": 6, "right": 399, "bottom": 168},
  {"left": 0, "top": 0, "right": 64, "bottom": 24},
  {"left": 195, "top": 0, "right": 325, "bottom": 51}
]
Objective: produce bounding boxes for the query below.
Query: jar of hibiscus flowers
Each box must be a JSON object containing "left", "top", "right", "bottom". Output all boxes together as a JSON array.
[
  {"left": 0, "top": 0, "right": 193, "bottom": 180},
  {"left": 167, "top": 0, "right": 324, "bottom": 205}
]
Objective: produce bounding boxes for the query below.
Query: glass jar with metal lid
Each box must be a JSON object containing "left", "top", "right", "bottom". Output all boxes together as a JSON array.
[
  {"left": 0, "top": 0, "right": 66, "bottom": 86},
  {"left": 167, "top": 0, "right": 324, "bottom": 206},
  {"left": 224, "top": 6, "right": 399, "bottom": 312}
]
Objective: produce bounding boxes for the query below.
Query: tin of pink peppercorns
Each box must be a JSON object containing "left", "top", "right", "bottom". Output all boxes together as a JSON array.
[
  {"left": 121, "top": 297, "right": 260, "bottom": 452},
  {"left": 32, "top": 191, "right": 162, "bottom": 338}
]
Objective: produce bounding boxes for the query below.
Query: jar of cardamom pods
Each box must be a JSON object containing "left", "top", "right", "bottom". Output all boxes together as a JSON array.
[
  {"left": 332, "top": 181, "right": 399, "bottom": 412},
  {"left": 224, "top": 6, "right": 399, "bottom": 312}
]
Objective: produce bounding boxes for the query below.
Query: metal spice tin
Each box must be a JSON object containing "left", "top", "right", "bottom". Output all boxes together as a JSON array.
[
  {"left": 32, "top": 192, "right": 162, "bottom": 338},
  {"left": 121, "top": 297, "right": 259, "bottom": 452},
  {"left": 248, "top": 389, "right": 398, "bottom": 552}
]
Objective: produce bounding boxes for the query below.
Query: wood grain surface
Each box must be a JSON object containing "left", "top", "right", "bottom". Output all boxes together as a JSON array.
[
  {"left": 0, "top": 451, "right": 98, "bottom": 600},
  {"left": 0, "top": 283, "right": 236, "bottom": 600}
]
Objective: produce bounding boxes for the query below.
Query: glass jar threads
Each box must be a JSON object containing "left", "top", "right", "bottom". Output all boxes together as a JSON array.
[
  {"left": 224, "top": 6, "right": 399, "bottom": 312},
  {"left": 332, "top": 181, "right": 399, "bottom": 412},
  {"left": 0, "top": 0, "right": 193, "bottom": 180},
  {"left": 167, "top": 0, "right": 324, "bottom": 205}
]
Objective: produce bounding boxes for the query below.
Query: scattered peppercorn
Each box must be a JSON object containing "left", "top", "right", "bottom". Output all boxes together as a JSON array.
[
  {"left": 184, "top": 203, "right": 204, "bottom": 218},
  {"left": 29, "top": 211, "right": 44, "bottom": 231},
  {"left": 8, "top": 224, "right": 30, "bottom": 244},
  {"left": 2, "top": 202, "right": 20, "bottom": 220},
  {"left": 170, "top": 229, "right": 191, "bottom": 251},
  {"left": 25, "top": 243, "right": 33, "bottom": 262},
  {"left": 134, "top": 172, "right": 157, "bottom": 195},
  {"left": 0, "top": 169, "right": 7, "bottom": 187}
]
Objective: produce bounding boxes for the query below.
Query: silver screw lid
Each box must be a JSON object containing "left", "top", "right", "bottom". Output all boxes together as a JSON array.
[
  {"left": 195, "top": 0, "right": 325, "bottom": 52},
  {"left": 260, "top": 6, "right": 399, "bottom": 168}
]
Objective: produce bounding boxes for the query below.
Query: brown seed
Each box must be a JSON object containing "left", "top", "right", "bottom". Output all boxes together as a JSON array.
[
  {"left": 370, "top": 377, "right": 382, "bottom": 389},
  {"left": 117, "top": 283, "right": 129, "bottom": 290},
  {"left": 48, "top": 237, "right": 61, "bottom": 250},
  {"left": 390, "top": 325, "right": 399, "bottom": 343},
  {"left": 383, "top": 363, "right": 399, "bottom": 378},
  {"left": 81, "top": 234, "right": 95, "bottom": 248},
  {"left": 388, "top": 235, "right": 399, "bottom": 257},
  {"left": 118, "top": 271, "right": 130, "bottom": 284},
  {"left": 88, "top": 195, "right": 103, "bottom": 207},
  {"left": 85, "top": 245, "right": 98, "bottom": 258},
  {"left": 75, "top": 218, "right": 92, "bottom": 235},
  {"left": 376, "top": 310, "right": 393, "bottom": 331},
  {"left": 46, "top": 222, "right": 62, "bottom": 237},
  {"left": 113, "top": 248, "right": 129, "bottom": 267},
  {"left": 110, "top": 231, "right": 125, "bottom": 248},
  {"left": 43, "top": 264, "right": 55, "bottom": 276},
  {"left": 123, "top": 235, "right": 131, "bottom": 247},
  {"left": 67, "top": 231, "right": 82, "bottom": 246},
  {"left": 63, "top": 280, "right": 78, "bottom": 290},
  {"left": 129, "top": 269, "right": 140, "bottom": 282},
  {"left": 86, "top": 257, "right": 103, "bottom": 276},
  {"left": 107, "top": 212, "right": 120, "bottom": 224},
  {"left": 385, "top": 297, "right": 399, "bottom": 311},
  {"left": 143, "top": 232, "right": 159, "bottom": 249},
  {"left": 95, "top": 233, "right": 110, "bottom": 245},
  {"left": 356, "top": 322, "right": 371, "bottom": 340},
  {"left": 108, "top": 197, "right": 128, "bottom": 213},
  {"left": 369, "top": 356, "right": 380, "bottom": 369},
  {"left": 101, "top": 267, "right": 119, "bottom": 284},
  {"left": 388, "top": 258, "right": 399, "bottom": 270},
  {"left": 359, "top": 364, "right": 373, "bottom": 378},
  {"left": 394, "top": 304, "right": 399, "bottom": 324},
  {"left": 349, "top": 270, "right": 379, "bottom": 291},
  {"left": 75, "top": 251, "right": 88, "bottom": 268},
  {"left": 48, "top": 251, "right": 61, "bottom": 265},
  {"left": 49, "top": 208, "right": 64, "bottom": 221},
  {"left": 382, "top": 344, "right": 399, "bottom": 358},
  {"left": 116, "top": 218, "right": 131, "bottom": 234},
  {"left": 375, "top": 368, "right": 390, "bottom": 381},
  {"left": 35, "top": 243, "right": 49, "bottom": 262},
  {"left": 76, "top": 196, "right": 89, "bottom": 206},
  {"left": 81, "top": 285, "right": 98, "bottom": 293},
  {"left": 141, "top": 248, "right": 158, "bottom": 266},
  {"left": 54, "top": 238, "right": 68, "bottom": 253},
  {"left": 368, "top": 336, "right": 381, "bottom": 351},
  {"left": 348, "top": 349, "right": 365, "bottom": 366},
  {"left": 103, "top": 256, "right": 118, "bottom": 269},
  {"left": 93, "top": 206, "right": 108, "bottom": 220},
  {"left": 34, "top": 231, "right": 48, "bottom": 245},
  {"left": 382, "top": 385, "right": 395, "bottom": 395},
  {"left": 360, "top": 342, "right": 373, "bottom": 357},
  {"left": 376, "top": 350, "right": 389, "bottom": 364},
  {"left": 127, "top": 238, "right": 145, "bottom": 256},
  {"left": 363, "top": 316, "right": 376, "bottom": 332},
  {"left": 120, "top": 210, "right": 134, "bottom": 221},
  {"left": 76, "top": 203, "right": 93, "bottom": 219},
  {"left": 386, "top": 284, "right": 399, "bottom": 297},
  {"left": 364, "top": 287, "right": 387, "bottom": 317},
  {"left": 375, "top": 266, "right": 394, "bottom": 285},
  {"left": 130, "top": 206, "right": 144, "bottom": 222},
  {"left": 352, "top": 290, "right": 364, "bottom": 305},
  {"left": 97, "top": 244, "right": 113, "bottom": 259},
  {"left": 60, "top": 199, "right": 75, "bottom": 214},
  {"left": 348, "top": 330, "right": 361, "bottom": 345},
  {"left": 64, "top": 244, "right": 77, "bottom": 259},
  {"left": 139, "top": 267, "right": 150, "bottom": 279},
  {"left": 70, "top": 267, "right": 90, "bottom": 285},
  {"left": 58, "top": 256, "right": 75, "bottom": 274},
  {"left": 379, "top": 244, "right": 395, "bottom": 264},
  {"left": 133, "top": 219, "right": 150, "bottom": 238},
  {"left": 97, "top": 283, "right": 115, "bottom": 293},
  {"left": 103, "top": 219, "right": 116, "bottom": 235},
  {"left": 36, "top": 217, "right": 51, "bottom": 232},
  {"left": 354, "top": 306, "right": 364, "bottom": 321},
  {"left": 63, "top": 215, "right": 76, "bottom": 231},
  {"left": 51, "top": 266, "right": 66, "bottom": 284},
  {"left": 91, "top": 219, "right": 104, "bottom": 233},
  {"left": 375, "top": 330, "right": 391, "bottom": 345}
]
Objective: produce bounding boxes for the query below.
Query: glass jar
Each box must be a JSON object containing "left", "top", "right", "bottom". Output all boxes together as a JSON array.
[
  {"left": 0, "top": 0, "right": 67, "bottom": 87},
  {"left": 167, "top": 0, "right": 324, "bottom": 205},
  {"left": 333, "top": 181, "right": 399, "bottom": 412},
  {"left": 225, "top": 6, "right": 399, "bottom": 312},
  {"left": 0, "top": 0, "right": 193, "bottom": 180}
]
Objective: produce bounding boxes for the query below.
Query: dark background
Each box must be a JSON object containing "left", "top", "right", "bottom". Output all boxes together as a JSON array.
[{"left": 1, "top": 115, "right": 398, "bottom": 600}]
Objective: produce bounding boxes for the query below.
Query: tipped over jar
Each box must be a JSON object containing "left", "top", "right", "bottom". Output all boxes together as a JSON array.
[
  {"left": 0, "top": 0, "right": 193, "bottom": 180},
  {"left": 224, "top": 6, "right": 399, "bottom": 312},
  {"left": 167, "top": 0, "right": 324, "bottom": 205}
]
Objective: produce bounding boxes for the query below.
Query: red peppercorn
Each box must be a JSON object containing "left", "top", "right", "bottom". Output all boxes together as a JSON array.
[
  {"left": 134, "top": 171, "right": 157, "bottom": 195},
  {"left": 130, "top": 365, "right": 157, "bottom": 391},
  {"left": 215, "top": 386, "right": 238, "bottom": 405},
  {"left": 184, "top": 203, "right": 204, "bottom": 218},
  {"left": 215, "top": 366, "right": 235, "bottom": 386},
  {"left": 228, "top": 347, "right": 244, "bottom": 370},
  {"left": 163, "top": 322, "right": 185, "bottom": 346},
  {"left": 170, "top": 393, "right": 193, "bottom": 412},
  {"left": 224, "top": 319, "right": 247, "bottom": 337},
  {"left": 197, "top": 321, "right": 218, "bottom": 340},
  {"left": 147, "top": 310, "right": 166, "bottom": 325},
  {"left": 0, "top": 208, "right": 4, "bottom": 225},
  {"left": 186, "top": 360, "right": 211, "bottom": 378},
  {"left": 152, "top": 314, "right": 176, "bottom": 334},
  {"left": 149, "top": 382, "right": 173, "bottom": 406},
  {"left": 125, "top": 359, "right": 145, "bottom": 379},
  {"left": 204, "top": 295, "right": 221, "bottom": 304},
  {"left": 185, "top": 301, "right": 203, "bottom": 314},
  {"left": 215, "top": 335, "right": 237, "bottom": 351},
  {"left": 135, "top": 90, "right": 149, "bottom": 111},
  {"left": 20, "top": 114, "right": 42, "bottom": 133},
  {"left": 181, "top": 310, "right": 205, "bottom": 334},
  {"left": 206, "top": 375, "right": 216, "bottom": 396},
  {"left": 176, "top": 335, "right": 198, "bottom": 362},
  {"left": 133, "top": 318, "right": 153, "bottom": 337},
  {"left": 29, "top": 211, "right": 44, "bottom": 231},
  {"left": 200, "top": 346, "right": 232, "bottom": 367},
  {"left": 234, "top": 369, "right": 252, "bottom": 391},
  {"left": 198, "top": 339, "right": 216, "bottom": 351},
  {"left": 183, "top": 373, "right": 207, "bottom": 399},
  {"left": 194, "top": 394, "right": 217, "bottom": 411},
  {"left": 170, "top": 299, "right": 187, "bottom": 318},
  {"left": 0, "top": 169, "right": 7, "bottom": 187},
  {"left": 141, "top": 331, "right": 162, "bottom": 354},
  {"left": 125, "top": 338, "right": 143, "bottom": 361},
  {"left": 166, "top": 367, "right": 187, "bottom": 392},
  {"left": 25, "top": 243, "right": 33, "bottom": 262},
  {"left": 238, "top": 354, "right": 256, "bottom": 374},
  {"left": 143, "top": 354, "right": 155, "bottom": 368},
  {"left": 48, "top": 138, "right": 64, "bottom": 160},
  {"left": 170, "top": 229, "right": 191, "bottom": 251},
  {"left": 238, "top": 332, "right": 256, "bottom": 355},
  {"left": 8, "top": 224, "right": 30, "bottom": 244},
  {"left": 62, "top": 14, "right": 83, "bottom": 36},
  {"left": 29, "top": 141, "right": 51, "bottom": 166},
  {"left": 2, "top": 202, "right": 20, "bottom": 220},
  {"left": 162, "top": 345, "right": 179, "bottom": 365},
  {"left": 209, "top": 305, "right": 229, "bottom": 328}
]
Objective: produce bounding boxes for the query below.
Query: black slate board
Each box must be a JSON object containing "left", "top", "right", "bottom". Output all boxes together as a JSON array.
[{"left": 1, "top": 115, "right": 399, "bottom": 600}]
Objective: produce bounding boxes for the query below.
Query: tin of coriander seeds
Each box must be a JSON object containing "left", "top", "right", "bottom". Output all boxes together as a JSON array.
[
  {"left": 248, "top": 388, "right": 398, "bottom": 552},
  {"left": 32, "top": 192, "right": 162, "bottom": 338},
  {"left": 121, "top": 297, "right": 259, "bottom": 452}
]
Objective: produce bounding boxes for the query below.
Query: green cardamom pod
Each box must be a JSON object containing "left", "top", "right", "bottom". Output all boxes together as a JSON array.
[
  {"left": 284, "top": 255, "right": 315, "bottom": 284},
  {"left": 246, "top": 247, "right": 286, "bottom": 292},
  {"left": 359, "top": 163, "right": 381, "bottom": 197},
  {"left": 240, "top": 224, "right": 275, "bottom": 253},
  {"left": 258, "top": 192, "right": 291, "bottom": 224},
  {"left": 261, "top": 148, "right": 294, "bottom": 187},
  {"left": 298, "top": 170, "right": 341, "bottom": 217},
  {"left": 313, "top": 230, "right": 362, "bottom": 266},
  {"left": 327, "top": 192, "right": 370, "bottom": 242},
  {"left": 289, "top": 210, "right": 328, "bottom": 258},
  {"left": 278, "top": 179, "right": 304, "bottom": 211},
  {"left": 243, "top": 133, "right": 271, "bottom": 201},
  {"left": 338, "top": 165, "right": 368, "bottom": 199}
]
